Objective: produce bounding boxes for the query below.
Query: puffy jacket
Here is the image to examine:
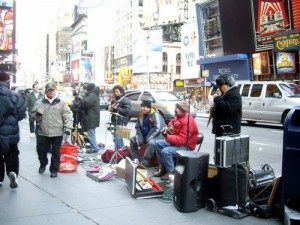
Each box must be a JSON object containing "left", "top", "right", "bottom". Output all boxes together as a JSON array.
[
  {"left": 81, "top": 89, "right": 100, "bottom": 130},
  {"left": 166, "top": 113, "right": 199, "bottom": 150},
  {"left": 135, "top": 108, "right": 165, "bottom": 144},
  {"left": 34, "top": 95, "right": 73, "bottom": 137},
  {"left": 0, "top": 82, "right": 26, "bottom": 153},
  {"left": 111, "top": 95, "right": 131, "bottom": 125}
]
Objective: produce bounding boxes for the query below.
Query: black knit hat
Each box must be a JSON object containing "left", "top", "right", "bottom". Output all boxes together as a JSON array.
[
  {"left": 86, "top": 83, "right": 95, "bottom": 92},
  {"left": 0, "top": 71, "right": 11, "bottom": 83},
  {"left": 141, "top": 100, "right": 151, "bottom": 109}
]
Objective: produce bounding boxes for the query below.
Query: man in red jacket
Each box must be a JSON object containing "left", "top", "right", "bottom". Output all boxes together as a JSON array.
[{"left": 152, "top": 100, "right": 199, "bottom": 180}]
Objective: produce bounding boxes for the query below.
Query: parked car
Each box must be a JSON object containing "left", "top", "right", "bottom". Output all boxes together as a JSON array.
[
  {"left": 125, "top": 89, "right": 196, "bottom": 123},
  {"left": 208, "top": 81, "right": 300, "bottom": 125},
  {"left": 100, "top": 97, "right": 110, "bottom": 110}
]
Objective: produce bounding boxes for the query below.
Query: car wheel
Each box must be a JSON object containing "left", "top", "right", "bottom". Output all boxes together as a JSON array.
[{"left": 246, "top": 121, "right": 256, "bottom": 125}]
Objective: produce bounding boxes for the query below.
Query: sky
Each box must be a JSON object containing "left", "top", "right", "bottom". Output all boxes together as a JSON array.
[{"left": 16, "top": 0, "right": 59, "bottom": 64}]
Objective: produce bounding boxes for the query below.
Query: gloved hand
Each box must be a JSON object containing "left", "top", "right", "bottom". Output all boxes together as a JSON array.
[{"left": 64, "top": 130, "right": 72, "bottom": 144}]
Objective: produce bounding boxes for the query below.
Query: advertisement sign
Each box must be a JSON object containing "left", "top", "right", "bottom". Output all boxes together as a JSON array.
[
  {"left": 71, "top": 59, "right": 80, "bottom": 84},
  {"left": 0, "top": 7, "right": 13, "bottom": 52},
  {"left": 132, "top": 28, "right": 162, "bottom": 73},
  {"left": 181, "top": 22, "right": 200, "bottom": 80},
  {"left": 275, "top": 52, "right": 296, "bottom": 74},
  {"left": 80, "top": 58, "right": 93, "bottom": 83},
  {"left": 252, "top": 51, "right": 271, "bottom": 75},
  {"left": 273, "top": 32, "right": 300, "bottom": 51},
  {"left": 251, "top": 0, "right": 291, "bottom": 51},
  {"left": 203, "top": 60, "right": 251, "bottom": 82}
]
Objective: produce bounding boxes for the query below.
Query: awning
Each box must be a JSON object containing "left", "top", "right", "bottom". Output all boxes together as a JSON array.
[{"left": 197, "top": 54, "right": 249, "bottom": 65}]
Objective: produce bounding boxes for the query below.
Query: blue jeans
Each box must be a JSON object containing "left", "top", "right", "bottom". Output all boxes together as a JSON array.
[
  {"left": 87, "top": 128, "right": 100, "bottom": 152},
  {"left": 114, "top": 134, "right": 124, "bottom": 150},
  {"left": 155, "top": 140, "right": 188, "bottom": 172}
]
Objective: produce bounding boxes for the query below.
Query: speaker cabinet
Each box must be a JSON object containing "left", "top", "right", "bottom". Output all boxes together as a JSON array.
[{"left": 173, "top": 150, "right": 209, "bottom": 213}]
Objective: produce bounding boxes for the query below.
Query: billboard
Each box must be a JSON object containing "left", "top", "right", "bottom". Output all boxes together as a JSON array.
[
  {"left": 181, "top": 22, "right": 200, "bottom": 79},
  {"left": 252, "top": 51, "right": 271, "bottom": 75},
  {"left": 0, "top": 7, "right": 13, "bottom": 52},
  {"left": 251, "top": 0, "right": 291, "bottom": 51},
  {"left": 275, "top": 52, "right": 296, "bottom": 74}
]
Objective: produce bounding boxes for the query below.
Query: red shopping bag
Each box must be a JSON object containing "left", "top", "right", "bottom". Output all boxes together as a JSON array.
[{"left": 59, "top": 143, "right": 78, "bottom": 173}]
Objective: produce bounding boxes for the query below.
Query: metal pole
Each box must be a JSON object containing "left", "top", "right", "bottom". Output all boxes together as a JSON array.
[{"left": 147, "top": 29, "right": 150, "bottom": 89}]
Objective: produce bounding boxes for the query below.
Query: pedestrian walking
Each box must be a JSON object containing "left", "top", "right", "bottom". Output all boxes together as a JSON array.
[
  {"left": 25, "top": 83, "right": 43, "bottom": 137},
  {"left": 0, "top": 71, "right": 26, "bottom": 188},
  {"left": 34, "top": 83, "right": 73, "bottom": 178}
]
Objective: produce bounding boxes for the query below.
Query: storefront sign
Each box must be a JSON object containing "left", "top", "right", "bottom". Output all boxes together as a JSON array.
[
  {"left": 273, "top": 33, "right": 300, "bottom": 51},
  {"left": 203, "top": 60, "right": 251, "bottom": 82}
]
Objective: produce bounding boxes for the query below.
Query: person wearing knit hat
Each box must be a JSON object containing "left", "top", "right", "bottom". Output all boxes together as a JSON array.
[
  {"left": 0, "top": 72, "right": 26, "bottom": 188},
  {"left": 175, "top": 100, "right": 189, "bottom": 112},
  {"left": 152, "top": 100, "right": 199, "bottom": 181},
  {"left": 141, "top": 100, "right": 151, "bottom": 109},
  {"left": 81, "top": 82, "right": 100, "bottom": 153},
  {"left": 0, "top": 71, "right": 11, "bottom": 83},
  {"left": 129, "top": 100, "right": 165, "bottom": 167}
]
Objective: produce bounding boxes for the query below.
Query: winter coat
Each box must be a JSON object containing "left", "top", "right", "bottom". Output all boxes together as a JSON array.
[
  {"left": 34, "top": 95, "right": 73, "bottom": 137},
  {"left": 135, "top": 108, "right": 165, "bottom": 145},
  {"left": 25, "top": 91, "right": 44, "bottom": 119},
  {"left": 212, "top": 86, "right": 242, "bottom": 136},
  {"left": 0, "top": 82, "right": 26, "bottom": 153},
  {"left": 81, "top": 90, "right": 100, "bottom": 131},
  {"left": 166, "top": 113, "right": 199, "bottom": 150},
  {"left": 111, "top": 95, "right": 131, "bottom": 126}
]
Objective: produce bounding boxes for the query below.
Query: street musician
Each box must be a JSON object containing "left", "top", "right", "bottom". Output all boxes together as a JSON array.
[{"left": 109, "top": 85, "right": 131, "bottom": 150}]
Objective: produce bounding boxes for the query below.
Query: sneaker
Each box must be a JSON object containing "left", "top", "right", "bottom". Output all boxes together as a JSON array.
[
  {"left": 50, "top": 172, "right": 58, "bottom": 178},
  {"left": 8, "top": 172, "right": 18, "bottom": 189},
  {"left": 30, "top": 133, "right": 35, "bottom": 138},
  {"left": 161, "top": 172, "right": 174, "bottom": 181},
  {"left": 152, "top": 166, "right": 166, "bottom": 177},
  {"left": 39, "top": 166, "right": 46, "bottom": 174}
]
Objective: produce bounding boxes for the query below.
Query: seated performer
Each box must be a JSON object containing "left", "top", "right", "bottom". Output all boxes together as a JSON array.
[
  {"left": 129, "top": 100, "right": 165, "bottom": 167},
  {"left": 153, "top": 100, "right": 199, "bottom": 181}
]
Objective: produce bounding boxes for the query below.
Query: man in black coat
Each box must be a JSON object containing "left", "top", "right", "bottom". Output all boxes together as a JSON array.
[
  {"left": 0, "top": 71, "right": 26, "bottom": 189},
  {"left": 81, "top": 83, "right": 101, "bottom": 153},
  {"left": 212, "top": 74, "right": 242, "bottom": 137}
]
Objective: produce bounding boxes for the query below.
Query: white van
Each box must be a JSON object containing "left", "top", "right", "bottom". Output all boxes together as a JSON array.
[{"left": 208, "top": 81, "right": 300, "bottom": 125}]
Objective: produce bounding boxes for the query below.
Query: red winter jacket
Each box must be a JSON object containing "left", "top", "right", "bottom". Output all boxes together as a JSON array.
[{"left": 165, "top": 113, "right": 199, "bottom": 150}]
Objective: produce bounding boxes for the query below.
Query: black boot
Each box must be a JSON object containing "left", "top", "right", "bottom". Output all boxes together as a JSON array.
[{"left": 152, "top": 165, "right": 166, "bottom": 177}]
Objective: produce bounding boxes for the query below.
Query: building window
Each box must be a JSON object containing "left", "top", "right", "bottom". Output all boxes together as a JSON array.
[
  {"left": 176, "top": 53, "right": 181, "bottom": 74},
  {"left": 162, "top": 52, "right": 168, "bottom": 73}
]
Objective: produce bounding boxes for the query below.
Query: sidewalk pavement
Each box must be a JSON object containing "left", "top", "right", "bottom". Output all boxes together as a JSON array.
[{"left": 0, "top": 117, "right": 281, "bottom": 225}]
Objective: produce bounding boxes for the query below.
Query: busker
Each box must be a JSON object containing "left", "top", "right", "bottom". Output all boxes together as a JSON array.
[
  {"left": 129, "top": 100, "right": 165, "bottom": 166},
  {"left": 34, "top": 83, "right": 73, "bottom": 178},
  {"left": 153, "top": 100, "right": 199, "bottom": 181},
  {"left": 0, "top": 71, "right": 26, "bottom": 189},
  {"left": 211, "top": 73, "right": 242, "bottom": 137},
  {"left": 108, "top": 85, "right": 131, "bottom": 150}
]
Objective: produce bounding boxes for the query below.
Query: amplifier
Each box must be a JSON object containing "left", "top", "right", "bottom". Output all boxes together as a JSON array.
[{"left": 215, "top": 134, "right": 249, "bottom": 167}]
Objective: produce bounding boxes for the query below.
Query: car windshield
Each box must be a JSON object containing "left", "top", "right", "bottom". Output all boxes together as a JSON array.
[
  {"left": 151, "top": 91, "right": 179, "bottom": 101},
  {"left": 280, "top": 83, "right": 300, "bottom": 97}
]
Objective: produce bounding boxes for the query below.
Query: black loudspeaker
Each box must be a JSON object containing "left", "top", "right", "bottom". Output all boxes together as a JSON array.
[{"left": 173, "top": 150, "right": 209, "bottom": 213}]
